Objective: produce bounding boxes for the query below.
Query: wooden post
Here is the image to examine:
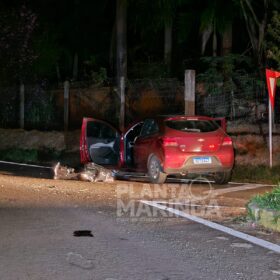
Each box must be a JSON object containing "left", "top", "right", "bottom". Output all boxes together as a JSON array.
[
  {"left": 120, "top": 76, "right": 125, "bottom": 131},
  {"left": 184, "top": 70, "right": 196, "bottom": 115},
  {"left": 64, "top": 80, "right": 70, "bottom": 131},
  {"left": 19, "top": 83, "right": 25, "bottom": 129}
]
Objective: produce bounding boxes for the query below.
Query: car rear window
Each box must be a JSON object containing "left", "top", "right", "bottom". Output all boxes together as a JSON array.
[{"left": 165, "top": 119, "right": 219, "bottom": 133}]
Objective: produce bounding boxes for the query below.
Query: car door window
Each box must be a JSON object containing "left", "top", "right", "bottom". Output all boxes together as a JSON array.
[
  {"left": 87, "top": 121, "right": 102, "bottom": 138},
  {"left": 86, "top": 120, "right": 119, "bottom": 165},
  {"left": 140, "top": 119, "right": 159, "bottom": 137}
]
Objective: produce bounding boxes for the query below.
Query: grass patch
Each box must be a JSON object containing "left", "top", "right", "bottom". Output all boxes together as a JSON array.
[
  {"left": 0, "top": 148, "right": 63, "bottom": 164},
  {"left": 0, "top": 149, "right": 38, "bottom": 163},
  {"left": 232, "top": 165, "right": 280, "bottom": 184},
  {"left": 249, "top": 186, "right": 280, "bottom": 211}
]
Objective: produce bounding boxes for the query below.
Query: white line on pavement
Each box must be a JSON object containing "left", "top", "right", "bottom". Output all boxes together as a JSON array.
[
  {"left": 229, "top": 181, "right": 277, "bottom": 187},
  {"left": 0, "top": 160, "right": 52, "bottom": 169},
  {"left": 152, "top": 201, "right": 246, "bottom": 210},
  {"left": 205, "top": 184, "right": 270, "bottom": 196},
  {"left": 141, "top": 200, "right": 280, "bottom": 254}
]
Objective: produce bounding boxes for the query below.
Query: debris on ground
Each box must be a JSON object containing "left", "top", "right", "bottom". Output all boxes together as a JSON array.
[
  {"left": 53, "top": 162, "right": 114, "bottom": 182},
  {"left": 66, "top": 252, "right": 94, "bottom": 269}
]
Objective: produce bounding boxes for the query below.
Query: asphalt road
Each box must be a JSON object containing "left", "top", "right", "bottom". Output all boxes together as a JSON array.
[
  {"left": 0, "top": 205, "right": 279, "bottom": 280},
  {"left": 0, "top": 162, "right": 279, "bottom": 280}
]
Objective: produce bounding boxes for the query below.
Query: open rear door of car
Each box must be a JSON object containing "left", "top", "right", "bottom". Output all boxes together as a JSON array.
[
  {"left": 213, "top": 117, "right": 226, "bottom": 132},
  {"left": 80, "top": 118, "right": 121, "bottom": 166}
]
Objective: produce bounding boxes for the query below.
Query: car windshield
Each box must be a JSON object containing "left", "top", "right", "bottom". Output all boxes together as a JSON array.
[{"left": 165, "top": 119, "right": 219, "bottom": 133}]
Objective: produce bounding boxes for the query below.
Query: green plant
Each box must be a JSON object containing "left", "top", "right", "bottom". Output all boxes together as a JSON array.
[
  {"left": 250, "top": 186, "right": 280, "bottom": 211},
  {"left": 90, "top": 67, "right": 107, "bottom": 85}
]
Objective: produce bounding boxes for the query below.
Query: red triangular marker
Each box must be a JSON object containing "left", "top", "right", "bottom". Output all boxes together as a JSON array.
[{"left": 266, "top": 69, "right": 280, "bottom": 109}]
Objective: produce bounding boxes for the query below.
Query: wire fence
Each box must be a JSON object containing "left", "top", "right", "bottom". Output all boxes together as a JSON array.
[
  {"left": 125, "top": 78, "right": 184, "bottom": 124},
  {"left": 0, "top": 74, "right": 276, "bottom": 131},
  {"left": 195, "top": 74, "right": 270, "bottom": 123},
  {"left": 0, "top": 82, "right": 62, "bottom": 130}
]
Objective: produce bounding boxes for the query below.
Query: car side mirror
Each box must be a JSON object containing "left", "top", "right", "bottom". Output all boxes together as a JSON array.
[{"left": 134, "top": 136, "right": 140, "bottom": 143}]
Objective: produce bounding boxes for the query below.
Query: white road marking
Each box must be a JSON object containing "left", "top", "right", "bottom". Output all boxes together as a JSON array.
[
  {"left": 153, "top": 201, "right": 246, "bottom": 210},
  {"left": 205, "top": 184, "right": 270, "bottom": 196},
  {"left": 141, "top": 200, "right": 280, "bottom": 254},
  {"left": 0, "top": 160, "right": 52, "bottom": 169},
  {"left": 229, "top": 181, "right": 277, "bottom": 187}
]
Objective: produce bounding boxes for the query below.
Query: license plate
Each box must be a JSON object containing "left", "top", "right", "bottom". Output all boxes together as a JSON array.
[{"left": 193, "top": 157, "right": 212, "bottom": 164}]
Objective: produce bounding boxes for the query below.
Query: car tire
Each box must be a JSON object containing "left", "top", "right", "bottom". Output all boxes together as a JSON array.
[
  {"left": 214, "top": 170, "right": 232, "bottom": 185},
  {"left": 148, "top": 155, "right": 167, "bottom": 184}
]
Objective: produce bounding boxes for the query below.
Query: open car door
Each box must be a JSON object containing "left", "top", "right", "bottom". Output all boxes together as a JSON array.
[
  {"left": 80, "top": 118, "right": 121, "bottom": 166},
  {"left": 213, "top": 117, "right": 226, "bottom": 132},
  {"left": 122, "top": 121, "right": 144, "bottom": 167}
]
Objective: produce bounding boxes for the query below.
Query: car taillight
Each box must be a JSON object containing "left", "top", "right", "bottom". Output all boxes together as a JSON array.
[
  {"left": 222, "top": 136, "right": 232, "bottom": 146},
  {"left": 162, "top": 137, "right": 178, "bottom": 147}
]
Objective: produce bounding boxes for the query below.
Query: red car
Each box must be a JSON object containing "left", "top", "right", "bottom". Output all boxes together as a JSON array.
[{"left": 80, "top": 115, "right": 234, "bottom": 184}]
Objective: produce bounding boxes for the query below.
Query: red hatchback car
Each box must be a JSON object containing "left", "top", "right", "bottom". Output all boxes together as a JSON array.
[{"left": 80, "top": 115, "right": 234, "bottom": 184}]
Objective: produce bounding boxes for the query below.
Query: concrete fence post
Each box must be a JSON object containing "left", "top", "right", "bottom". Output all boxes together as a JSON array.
[
  {"left": 184, "top": 70, "right": 196, "bottom": 115},
  {"left": 120, "top": 76, "right": 125, "bottom": 131},
  {"left": 64, "top": 80, "right": 70, "bottom": 131}
]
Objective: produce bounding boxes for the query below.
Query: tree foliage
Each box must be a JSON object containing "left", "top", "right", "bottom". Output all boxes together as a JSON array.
[
  {"left": 266, "top": 11, "right": 280, "bottom": 68},
  {"left": 0, "top": 0, "right": 279, "bottom": 83},
  {"left": 0, "top": 5, "right": 37, "bottom": 83}
]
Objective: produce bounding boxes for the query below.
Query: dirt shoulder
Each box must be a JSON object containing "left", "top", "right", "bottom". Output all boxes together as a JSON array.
[
  {"left": 0, "top": 173, "right": 272, "bottom": 210},
  {"left": 0, "top": 174, "right": 120, "bottom": 208}
]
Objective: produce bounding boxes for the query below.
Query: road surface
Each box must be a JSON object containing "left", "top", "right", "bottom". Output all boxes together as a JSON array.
[{"left": 0, "top": 162, "right": 279, "bottom": 280}]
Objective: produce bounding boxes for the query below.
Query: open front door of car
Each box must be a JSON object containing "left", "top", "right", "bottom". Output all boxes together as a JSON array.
[
  {"left": 80, "top": 118, "right": 121, "bottom": 166},
  {"left": 121, "top": 121, "right": 144, "bottom": 168}
]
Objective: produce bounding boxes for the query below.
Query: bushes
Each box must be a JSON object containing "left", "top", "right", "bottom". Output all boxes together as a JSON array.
[
  {"left": 249, "top": 186, "right": 280, "bottom": 211},
  {"left": 232, "top": 165, "right": 280, "bottom": 184}
]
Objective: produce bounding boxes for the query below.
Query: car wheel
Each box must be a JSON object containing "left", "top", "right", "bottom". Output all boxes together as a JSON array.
[
  {"left": 214, "top": 170, "right": 232, "bottom": 185},
  {"left": 148, "top": 155, "right": 167, "bottom": 184}
]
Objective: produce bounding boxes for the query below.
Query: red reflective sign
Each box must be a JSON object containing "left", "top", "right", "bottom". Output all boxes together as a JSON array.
[{"left": 266, "top": 69, "right": 280, "bottom": 109}]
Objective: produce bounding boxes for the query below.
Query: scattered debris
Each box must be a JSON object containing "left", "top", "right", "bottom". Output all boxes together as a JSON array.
[
  {"left": 216, "top": 236, "right": 229, "bottom": 241},
  {"left": 53, "top": 162, "right": 114, "bottom": 182},
  {"left": 66, "top": 252, "right": 94, "bottom": 269},
  {"left": 230, "top": 243, "right": 253, "bottom": 249}
]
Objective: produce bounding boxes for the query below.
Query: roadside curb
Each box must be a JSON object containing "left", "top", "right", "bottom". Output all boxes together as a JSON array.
[{"left": 248, "top": 202, "right": 280, "bottom": 232}]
